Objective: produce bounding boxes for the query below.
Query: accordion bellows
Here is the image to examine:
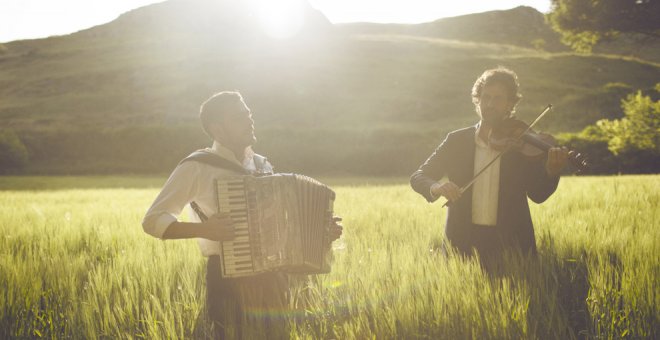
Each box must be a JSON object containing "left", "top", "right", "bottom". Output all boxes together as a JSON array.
[{"left": 215, "top": 173, "right": 335, "bottom": 278}]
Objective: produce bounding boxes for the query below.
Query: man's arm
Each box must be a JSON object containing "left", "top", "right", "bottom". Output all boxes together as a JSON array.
[
  {"left": 142, "top": 162, "right": 234, "bottom": 241},
  {"left": 163, "top": 216, "right": 235, "bottom": 241},
  {"left": 163, "top": 222, "right": 212, "bottom": 239},
  {"left": 410, "top": 134, "right": 454, "bottom": 202},
  {"left": 327, "top": 216, "right": 343, "bottom": 242},
  {"left": 525, "top": 152, "right": 561, "bottom": 203}
]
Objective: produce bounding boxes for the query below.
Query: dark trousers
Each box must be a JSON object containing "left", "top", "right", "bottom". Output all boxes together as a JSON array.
[
  {"left": 206, "top": 255, "right": 289, "bottom": 339},
  {"left": 443, "top": 224, "right": 537, "bottom": 274}
]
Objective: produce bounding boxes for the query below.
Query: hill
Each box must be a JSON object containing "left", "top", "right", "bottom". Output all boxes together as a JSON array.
[
  {"left": 0, "top": 0, "right": 658, "bottom": 175},
  {"left": 338, "top": 6, "right": 569, "bottom": 52},
  {"left": 339, "top": 6, "right": 660, "bottom": 62}
]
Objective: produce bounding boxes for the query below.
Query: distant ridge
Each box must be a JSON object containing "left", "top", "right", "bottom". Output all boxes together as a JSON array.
[
  {"left": 339, "top": 6, "right": 659, "bottom": 61},
  {"left": 338, "top": 7, "right": 566, "bottom": 51}
]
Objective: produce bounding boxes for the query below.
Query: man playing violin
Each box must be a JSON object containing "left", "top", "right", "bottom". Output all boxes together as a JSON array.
[{"left": 410, "top": 67, "right": 569, "bottom": 267}]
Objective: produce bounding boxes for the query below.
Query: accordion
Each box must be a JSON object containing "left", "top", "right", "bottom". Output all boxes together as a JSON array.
[{"left": 215, "top": 173, "right": 335, "bottom": 278}]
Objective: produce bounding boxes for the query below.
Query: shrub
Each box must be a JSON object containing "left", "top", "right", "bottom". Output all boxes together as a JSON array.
[{"left": 0, "top": 130, "right": 29, "bottom": 174}]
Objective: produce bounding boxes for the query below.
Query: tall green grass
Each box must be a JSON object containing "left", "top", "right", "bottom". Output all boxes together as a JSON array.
[{"left": 0, "top": 175, "right": 657, "bottom": 339}]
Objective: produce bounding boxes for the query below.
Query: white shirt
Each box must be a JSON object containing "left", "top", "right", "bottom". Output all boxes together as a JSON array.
[
  {"left": 141, "top": 142, "right": 273, "bottom": 256},
  {"left": 471, "top": 126, "right": 501, "bottom": 226}
]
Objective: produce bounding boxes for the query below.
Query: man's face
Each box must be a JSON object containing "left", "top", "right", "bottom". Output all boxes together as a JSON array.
[
  {"left": 477, "top": 82, "right": 514, "bottom": 125},
  {"left": 212, "top": 101, "right": 256, "bottom": 149}
]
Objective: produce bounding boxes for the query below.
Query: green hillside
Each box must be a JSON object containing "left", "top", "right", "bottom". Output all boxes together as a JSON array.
[{"left": 0, "top": 0, "right": 658, "bottom": 175}]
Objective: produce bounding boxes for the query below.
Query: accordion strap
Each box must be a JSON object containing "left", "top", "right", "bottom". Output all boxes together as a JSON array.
[
  {"left": 178, "top": 149, "right": 250, "bottom": 174},
  {"left": 179, "top": 149, "right": 250, "bottom": 221},
  {"left": 190, "top": 201, "right": 208, "bottom": 222}
]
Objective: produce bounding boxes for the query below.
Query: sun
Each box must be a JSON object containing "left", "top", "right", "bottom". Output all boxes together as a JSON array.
[{"left": 253, "top": 0, "right": 305, "bottom": 39}]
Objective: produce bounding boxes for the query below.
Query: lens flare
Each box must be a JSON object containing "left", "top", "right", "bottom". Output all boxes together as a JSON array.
[{"left": 254, "top": 0, "right": 305, "bottom": 39}]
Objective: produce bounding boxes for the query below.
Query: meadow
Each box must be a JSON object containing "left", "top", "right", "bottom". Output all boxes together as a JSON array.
[{"left": 0, "top": 175, "right": 657, "bottom": 339}]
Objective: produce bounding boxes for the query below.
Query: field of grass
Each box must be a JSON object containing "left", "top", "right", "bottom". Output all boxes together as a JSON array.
[{"left": 0, "top": 175, "right": 658, "bottom": 339}]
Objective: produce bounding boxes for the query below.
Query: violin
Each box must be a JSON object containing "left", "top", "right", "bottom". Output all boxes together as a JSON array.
[
  {"left": 488, "top": 117, "right": 589, "bottom": 173},
  {"left": 441, "top": 105, "right": 589, "bottom": 208}
]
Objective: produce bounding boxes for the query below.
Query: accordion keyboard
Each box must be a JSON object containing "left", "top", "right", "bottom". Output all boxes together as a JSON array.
[
  {"left": 217, "top": 179, "right": 256, "bottom": 277},
  {"left": 215, "top": 174, "right": 334, "bottom": 278}
]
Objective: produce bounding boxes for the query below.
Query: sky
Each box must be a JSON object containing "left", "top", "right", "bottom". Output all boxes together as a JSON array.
[{"left": 0, "top": 0, "right": 552, "bottom": 43}]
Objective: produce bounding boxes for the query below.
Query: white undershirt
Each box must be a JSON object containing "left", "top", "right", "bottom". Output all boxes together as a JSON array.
[{"left": 471, "top": 129, "right": 500, "bottom": 226}]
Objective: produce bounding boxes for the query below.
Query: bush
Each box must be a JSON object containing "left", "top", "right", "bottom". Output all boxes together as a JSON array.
[
  {"left": 558, "top": 87, "right": 660, "bottom": 174},
  {"left": 597, "top": 90, "right": 660, "bottom": 156},
  {"left": 557, "top": 128, "right": 618, "bottom": 174},
  {"left": 0, "top": 130, "right": 29, "bottom": 174}
]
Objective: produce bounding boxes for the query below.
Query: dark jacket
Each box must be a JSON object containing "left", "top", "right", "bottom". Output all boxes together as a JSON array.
[{"left": 410, "top": 125, "right": 559, "bottom": 257}]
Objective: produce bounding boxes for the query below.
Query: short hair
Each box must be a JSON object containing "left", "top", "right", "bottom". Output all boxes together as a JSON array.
[
  {"left": 471, "top": 67, "right": 522, "bottom": 111},
  {"left": 199, "top": 91, "right": 245, "bottom": 138}
]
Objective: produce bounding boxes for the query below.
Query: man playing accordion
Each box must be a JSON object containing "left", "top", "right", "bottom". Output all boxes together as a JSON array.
[{"left": 142, "top": 91, "right": 342, "bottom": 339}]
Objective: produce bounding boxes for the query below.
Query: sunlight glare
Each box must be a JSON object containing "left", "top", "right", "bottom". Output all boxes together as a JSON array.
[{"left": 254, "top": 0, "right": 305, "bottom": 39}]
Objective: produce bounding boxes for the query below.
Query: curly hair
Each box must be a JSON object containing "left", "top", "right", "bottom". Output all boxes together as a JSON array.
[{"left": 471, "top": 67, "right": 522, "bottom": 112}]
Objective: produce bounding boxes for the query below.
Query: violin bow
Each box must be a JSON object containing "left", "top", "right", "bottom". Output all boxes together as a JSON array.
[{"left": 442, "top": 104, "right": 553, "bottom": 208}]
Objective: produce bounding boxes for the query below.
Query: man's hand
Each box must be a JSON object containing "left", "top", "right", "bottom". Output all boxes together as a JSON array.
[
  {"left": 546, "top": 147, "right": 570, "bottom": 177},
  {"left": 201, "top": 213, "right": 236, "bottom": 242},
  {"left": 328, "top": 216, "right": 343, "bottom": 242},
  {"left": 431, "top": 181, "right": 462, "bottom": 202}
]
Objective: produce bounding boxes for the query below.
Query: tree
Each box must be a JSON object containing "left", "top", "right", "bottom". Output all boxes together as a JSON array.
[{"left": 547, "top": 0, "right": 660, "bottom": 52}]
